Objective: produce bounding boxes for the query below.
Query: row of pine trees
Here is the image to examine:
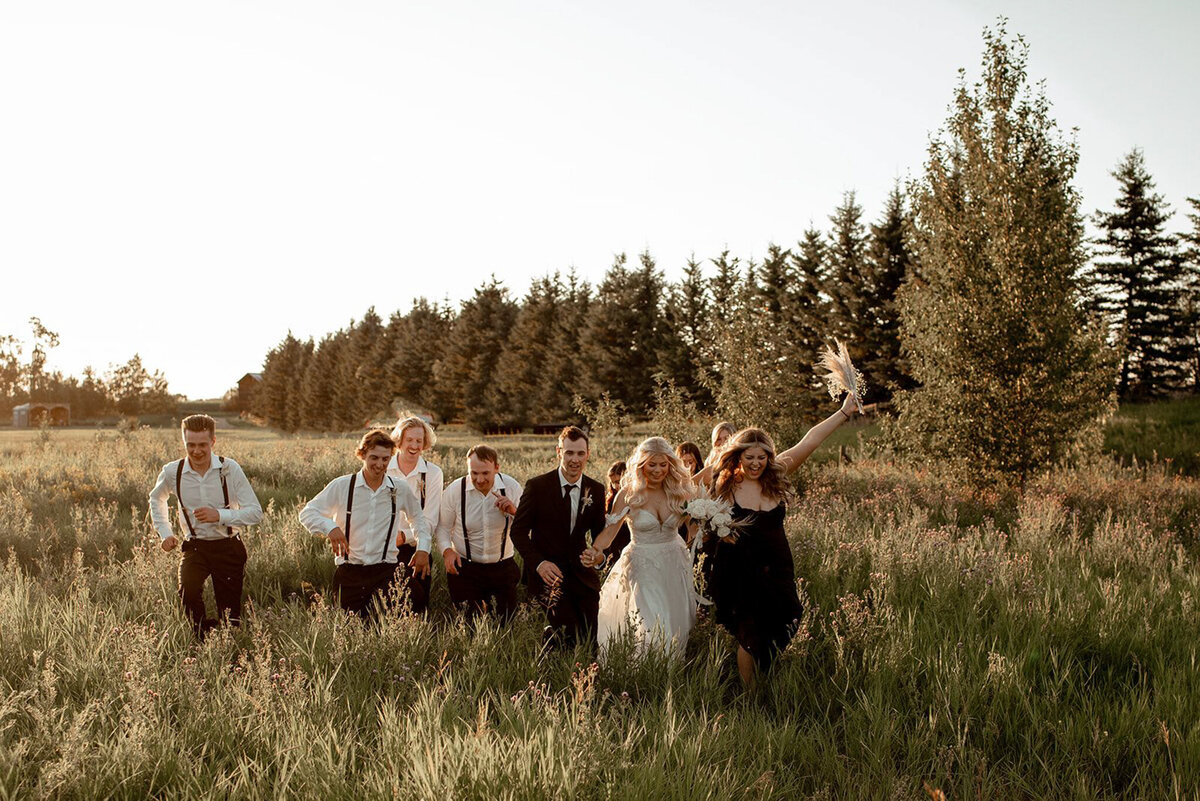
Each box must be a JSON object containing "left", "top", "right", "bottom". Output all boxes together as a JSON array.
[
  {"left": 252, "top": 26, "right": 1199, "bottom": 484},
  {"left": 254, "top": 151, "right": 1200, "bottom": 433},
  {"left": 252, "top": 185, "right": 919, "bottom": 437}
]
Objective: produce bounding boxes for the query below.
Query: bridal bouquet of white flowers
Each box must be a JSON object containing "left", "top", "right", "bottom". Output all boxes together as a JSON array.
[{"left": 682, "top": 497, "right": 737, "bottom": 543}]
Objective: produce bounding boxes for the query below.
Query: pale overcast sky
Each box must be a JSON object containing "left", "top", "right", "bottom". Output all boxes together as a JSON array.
[{"left": 2, "top": 0, "right": 1197, "bottom": 399}]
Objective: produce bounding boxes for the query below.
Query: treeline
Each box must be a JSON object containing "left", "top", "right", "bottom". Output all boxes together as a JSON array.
[
  {"left": 255, "top": 142, "right": 1200, "bottom": 437},
  {"left": 0, "top": 319, "right": 176, "bottom": 420},
  {"left": 254, "top": 186, "right": 919, "bottom": 438},
  {"left": 253, "top": 25, "right": 1200, "bottom": 492}
]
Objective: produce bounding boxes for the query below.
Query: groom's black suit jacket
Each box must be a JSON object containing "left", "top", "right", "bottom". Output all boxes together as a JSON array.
[{"left": 510, "top": 469, "right": 606, "bottom": 596}]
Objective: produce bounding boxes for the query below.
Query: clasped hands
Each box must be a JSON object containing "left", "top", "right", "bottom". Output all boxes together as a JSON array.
[{"left": 580, "top": 546, "right": 604, "bottom": 568}]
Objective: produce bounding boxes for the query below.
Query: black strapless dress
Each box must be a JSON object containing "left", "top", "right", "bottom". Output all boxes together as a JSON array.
[{"left": 704, "top": 502, "right": 803, "bottom": 671}]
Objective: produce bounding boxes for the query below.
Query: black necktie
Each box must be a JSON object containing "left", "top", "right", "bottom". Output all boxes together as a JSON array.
[{"left": 563, "top": 484, "right": 575, "bottom": 501}]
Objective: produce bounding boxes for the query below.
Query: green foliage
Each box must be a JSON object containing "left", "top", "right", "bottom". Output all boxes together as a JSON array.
[
  {"left": 894, "top": 22, "right": 1117, "bottom": 485},
  {"left": 433, "top": 279, "right": 518, "bottom": 432},
  {"left": 1090, "top": 149, "right": 1189, "bottom": 399},
  {"left": 706, "top": 256, "right": 830, "bottom": 446}
]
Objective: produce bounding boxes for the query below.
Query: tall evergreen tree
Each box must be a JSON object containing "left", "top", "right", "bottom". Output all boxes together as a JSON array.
[
  {"left": 497, "top": 275, "right": 566, "bottom": 428},
  {"left": 384, "top": 298, "right": 454, "bottom": 417},
  {"left": 255, "top": 332, "right": 304, "bottom": 429},
  {"left": 1090, "top": 149, "right": 1187, "bottom": 398},
  {"left": 658, "top": 257, "right": 714, "bottom": 409},
  {"left": 791, "top": 227, "right": 832, "bottom": 356},
  {"left": 585, "top": 254, "right": 643, "bottom": 412},
  {"left": 1181, "top": 197, "right": 1200, "bottom": 390},
  {"left": 861, "top": 185, "right": 919, "bottom": 401},
  {"left": 285, "top": 338, "right": 313, "bottom": 431},
  {"left": 334, "top": 308, "right": 385, "bottom": 427},
  {"left": 895, "top": 23, "right": 1116, "bottom": 485},
  {"left": 432, "top": 278, "right": 518, "bottom": 430},
  {"left": 301, "top": 331, "right": 347, "bottom": 431},
  {"left": 826, "top": 192, "right": 870, "bottom": 347},
  {"left": 707, "top": 256, "right": 817, "bottom": 444}
]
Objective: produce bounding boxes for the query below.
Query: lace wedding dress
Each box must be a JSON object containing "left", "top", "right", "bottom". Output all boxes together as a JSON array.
[{"left": 597, "top": 507, "right": 702, "bottom": 659}]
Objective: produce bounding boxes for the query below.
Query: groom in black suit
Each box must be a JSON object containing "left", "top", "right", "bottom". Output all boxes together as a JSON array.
[{"left": 510, "top": 426, "right": 606, "bottom": 650}]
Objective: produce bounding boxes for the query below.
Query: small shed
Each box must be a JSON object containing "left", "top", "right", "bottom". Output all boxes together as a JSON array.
[
  {"left": 236, "top": 373, "right": 264, "bottom": 411},
  {"left": 12, "top": 403, "right": 70, "bottom": 428}
]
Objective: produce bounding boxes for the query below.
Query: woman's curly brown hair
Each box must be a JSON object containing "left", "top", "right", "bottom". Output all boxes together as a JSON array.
[{"left": 711, "top": 427, "right": 794, "bottom": 505}]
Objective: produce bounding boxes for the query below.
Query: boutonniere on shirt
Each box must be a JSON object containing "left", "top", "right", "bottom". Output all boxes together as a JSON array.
[
  {"left": 218, "top": 461, "right": 230, "bottom": 479},
  {"left": 388, "top": 484, "right": 399, "bottom": 502},
  {"left": 418, "top": 473, "right": 426, "bottom": 498},
  {"left": 579, "top": 490, "right": 594, "bottom": 512}
]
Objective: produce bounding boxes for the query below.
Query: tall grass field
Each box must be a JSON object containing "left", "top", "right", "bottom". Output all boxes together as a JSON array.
[{"left": 1, "top": 422, "right": 1198, "bottom": 799}]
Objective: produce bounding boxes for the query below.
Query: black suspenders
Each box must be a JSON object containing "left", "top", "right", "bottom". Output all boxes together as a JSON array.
[
  {"left": 459, "top": 477, "right": 510, "bottom": 563},
  {"left": 217, "top": 457, "right": 234, "bottom": 537},
  {"left": 344, "top": 474, "right": 398, "bottom": 564},
  {"left": 175, "top": 457, "right": 235, "bottom": 540},
  {"left": 175, "top": 459, "right": 196, "bottom": 540}
]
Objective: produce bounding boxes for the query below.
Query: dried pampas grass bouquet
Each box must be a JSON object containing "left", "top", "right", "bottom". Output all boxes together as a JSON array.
[{"left": 817, "top": 340, "right": 865, "bottom": 412}]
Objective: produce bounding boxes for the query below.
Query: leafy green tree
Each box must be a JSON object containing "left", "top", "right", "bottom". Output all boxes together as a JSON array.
[
  {"left": 1090, "top": 149, "right": 1187, "bottom": 398},
  {"left": 106, "top": 354, "right": 176, "bottom": 417},
  {"left": 894, "top": 22, "right": 1116, "bottom": 485},
  {"left": 25, "top": 318, "right": 60, "bottom": 402}
]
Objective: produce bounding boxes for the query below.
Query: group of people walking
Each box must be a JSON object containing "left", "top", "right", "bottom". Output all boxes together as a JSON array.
[{"left": 149, "top": 393, "right": 858, "bottom": 685}]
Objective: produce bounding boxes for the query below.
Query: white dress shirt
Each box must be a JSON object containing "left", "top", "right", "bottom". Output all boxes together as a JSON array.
[
  {"left": 436, "top": 473, "right": 523, "bottom": 563},
  {"left": 149, "top": 455, "right": 262, "bottom": 541},
  {"left": 559, "top": 468, "right": 584, "bottom": 533},
  {"left": 299, "top": 471, "right": 430, "bottom": 566},
  {"left": 386, "top": 455, "right": 441, "bottom": 553}
]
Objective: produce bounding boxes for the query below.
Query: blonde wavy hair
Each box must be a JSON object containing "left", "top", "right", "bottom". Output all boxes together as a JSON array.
[
  {"left": 620, "top": 437, "right": 695, "bottom": 509},
  {"left": 391, "top": 415, "right": 437, "bottom": 451}
]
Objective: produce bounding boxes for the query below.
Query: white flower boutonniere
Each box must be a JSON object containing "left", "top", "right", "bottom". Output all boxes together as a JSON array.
[
  {"left": 387, "top": 484, "right": 399, "bottom": 502},
  {"left": 579, "top": 490, "right": 594, "bottom": 513},
  {"left": 218, "top": 461, "right": 230, "bottom": 479}
]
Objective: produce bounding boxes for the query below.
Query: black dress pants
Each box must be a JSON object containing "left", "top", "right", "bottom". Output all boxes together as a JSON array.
[
  {"left": 332, "top": 562, "right": 399, "bottom": 618},
  {"left": 446, "top": 558, "right": 520, "bottom": 624},
  {"left": 542, "top": 572, "right": 599, "bottom": 649},
  {"left": 395, "top": 543, "right": 431, "bottom": 614},
  {"left": 178, "top": 537, "right": 247, "bottom": 637}
]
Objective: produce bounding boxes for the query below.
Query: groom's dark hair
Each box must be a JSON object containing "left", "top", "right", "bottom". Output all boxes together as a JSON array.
[{"left": 557, "top": 425, "right": 589, "bottom": 447}]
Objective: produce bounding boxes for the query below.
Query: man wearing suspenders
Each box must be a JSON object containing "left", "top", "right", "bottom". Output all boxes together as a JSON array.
[
  {"left": 149, "top": 414, "right": 262, "bottom": 638},
  {"left": 437, "top": 445, "right": 522, "bottom": 624},
  {"left": 299, "top": 429, "right": 431, "bottom": 618},
  {"left": 385, "top": 416, "right": 442, "bottom": 614}
]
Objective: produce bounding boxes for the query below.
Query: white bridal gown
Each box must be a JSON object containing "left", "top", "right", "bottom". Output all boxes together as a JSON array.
[{"left": 597, "top": 507, "right": 702, "bottom": 659}]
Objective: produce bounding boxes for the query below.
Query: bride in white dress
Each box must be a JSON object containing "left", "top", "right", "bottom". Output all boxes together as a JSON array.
[{"left": 582, "top": 437, "right": 704, "bottom": 659}]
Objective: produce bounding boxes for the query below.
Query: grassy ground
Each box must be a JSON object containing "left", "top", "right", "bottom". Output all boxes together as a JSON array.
[
  {"left": 1104, "top": 395, "right": 1200, "bottom": 476},
  {"left": 1, "top": 424, "right": 1198, "bottom": 798}
]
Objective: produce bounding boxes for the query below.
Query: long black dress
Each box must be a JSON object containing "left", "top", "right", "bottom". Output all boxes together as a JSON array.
[{"left": 705, "top": 501, "right": 803, "bottom": 672}]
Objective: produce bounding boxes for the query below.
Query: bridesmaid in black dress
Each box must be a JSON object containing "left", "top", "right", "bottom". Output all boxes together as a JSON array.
[{"left": 697, "top": 395, "right": 859, "bottom": 686}]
